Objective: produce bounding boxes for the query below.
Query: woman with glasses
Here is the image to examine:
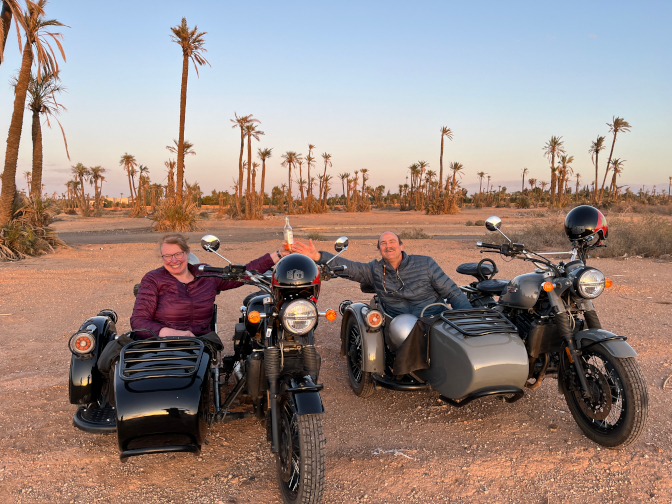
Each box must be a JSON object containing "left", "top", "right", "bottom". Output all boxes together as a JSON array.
[
  {"left": 130, "top": 234, "right": 289, "bottom": 339},
  {"left": 292, "top": 231, "right": 471, "bottom": 318}
]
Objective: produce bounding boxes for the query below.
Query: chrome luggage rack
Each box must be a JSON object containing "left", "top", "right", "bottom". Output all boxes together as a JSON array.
[
  {"left": 118, "top": 338, "right": 204, "bottom": 381},
  {"left": 440, "top": 308, "right": 518, "bottom": 337}
]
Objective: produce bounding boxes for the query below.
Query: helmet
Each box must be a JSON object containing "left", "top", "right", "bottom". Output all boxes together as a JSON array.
[
  {"left": 272, "top": 254, "right": 321, "bottom": 298},
  {"left": 564, "top": 205, "right": 608, "bottom": 243}
]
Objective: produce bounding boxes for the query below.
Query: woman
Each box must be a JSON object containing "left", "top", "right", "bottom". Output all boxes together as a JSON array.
[{"left": 130, "top": 233, "right": 289, "bottom": 341}]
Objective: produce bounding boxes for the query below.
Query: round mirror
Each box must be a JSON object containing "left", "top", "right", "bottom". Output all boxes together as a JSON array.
[
  {"left": 485, "top": 216, "right": 502, "bottom": 232},
  {"left": 201, "top": 234, "right": 220, "bottom": 252},
  {"left": 334, "top": 236, "right": 349, "bottom": 252}
]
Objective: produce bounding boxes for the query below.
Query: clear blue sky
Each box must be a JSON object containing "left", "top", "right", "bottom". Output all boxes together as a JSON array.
[{"left": 1, "top": 0, "right": 670, "bottom": 198}]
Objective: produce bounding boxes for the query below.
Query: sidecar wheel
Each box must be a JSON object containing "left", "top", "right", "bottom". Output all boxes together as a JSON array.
[
  {"left": 563, "top": 346, "right": 648, "bottom": 449},
  {"left": 344, "top": 316, "right": 374, "bottom": 398},
  {"left": 276, "top": 396, "right": 325, "bottom": 504}
]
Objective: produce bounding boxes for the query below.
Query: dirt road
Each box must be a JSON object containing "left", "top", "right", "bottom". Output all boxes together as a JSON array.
[{"left": 1, "top": 210, "right": 671, "bottom": 503}]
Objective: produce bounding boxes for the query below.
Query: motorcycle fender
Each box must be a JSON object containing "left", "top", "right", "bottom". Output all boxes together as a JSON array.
[
  {"left": 575, "top": 329, "right": 638, "bottom": 358},
  {"left": 341, "top": 303, "right": 385, "bottom": 374},
  {"left": 291, "top": 390, "right": 325, "bottom": 415}
]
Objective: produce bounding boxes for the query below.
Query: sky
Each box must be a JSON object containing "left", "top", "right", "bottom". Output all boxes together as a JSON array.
[{"left": 1, "top": 0, "right": 671, "bottom": 198}]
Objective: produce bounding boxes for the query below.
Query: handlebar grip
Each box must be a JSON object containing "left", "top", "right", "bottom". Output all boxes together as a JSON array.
[
  {"left": 331, "top": 265, "right": 347, "bottom": 272},
  {"left": 476, "top": 242, "right": 501, "bottom": 250},
  {"left": 198, "top": 265, "right": 228, "bottom": 274}
]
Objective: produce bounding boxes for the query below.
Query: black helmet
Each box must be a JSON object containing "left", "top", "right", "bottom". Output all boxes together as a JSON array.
[
  {"left": 272, "top": 254, "right": 321, "bottom": 298},
  {"left": 564, "top": 205, "right": 608, "bottom": 243}
]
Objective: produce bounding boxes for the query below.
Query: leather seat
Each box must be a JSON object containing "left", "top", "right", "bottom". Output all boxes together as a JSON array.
[
  {"left": 475, "top": 279, "right": 509, "bottom": 295},
  {"left": 456, "top": 262, "right": 496, "bottom": 278}
]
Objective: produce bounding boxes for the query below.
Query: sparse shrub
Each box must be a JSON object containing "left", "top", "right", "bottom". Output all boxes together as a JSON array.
[
  {"left": 465, "top": 220, "right": 474, "bottom": 226},
  {"left": 515, "top": 196, "right": 531, "bottom": 209},
  {"left": 399, "top": 228, "right": 432, "bottom": 240},
  {"left": 199, "top": 211, "right": 209, "bottom": 220},
  {"left": 65, "top": 208, "right": 77, "bottom": 215},
  {"left": 307, "top": 231, "right": 326, "bottom": 241},
  {"left": 535, "top": 212, "right": 547, "bottom": 218},
  {"left": 474, "top": 220, "right": 485, "bottom": 226},
  {"left": 0, "top": 195, "right": 65, "bottom": 261},
  {"left": 149, "top": 198, "right": 201, "bottom": 232}
]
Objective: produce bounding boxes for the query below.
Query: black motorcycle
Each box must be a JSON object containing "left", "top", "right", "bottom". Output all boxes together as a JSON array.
[{"left": 68, "top": 235, "right": 342, "bottom": 503}]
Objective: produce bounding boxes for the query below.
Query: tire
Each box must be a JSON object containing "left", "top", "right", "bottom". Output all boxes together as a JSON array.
[
  {"left": 344, "top": 315, "right": 375, "bottom": 398},
  {"left": 563, "top": 345, "right": 648, "bottom": 449},
  {"left": 276, "top": 396, "right": 325, "bottom": 504}
]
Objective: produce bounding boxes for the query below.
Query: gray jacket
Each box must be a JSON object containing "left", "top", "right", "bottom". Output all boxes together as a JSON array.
[{"left": 318, "top": 251, "right": 472, "bottom": 317}]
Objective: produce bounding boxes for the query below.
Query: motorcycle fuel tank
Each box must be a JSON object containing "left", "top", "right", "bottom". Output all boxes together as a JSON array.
[
  {"left": 499, "top": 272, "right": 545, "bottom": 309},
  {"left": 415, "top": 313, "right": 528, "bottom": 400}
]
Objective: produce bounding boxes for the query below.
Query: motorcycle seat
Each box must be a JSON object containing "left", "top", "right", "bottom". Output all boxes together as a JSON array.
[
  {"left": 456, "top": 262, "right": 496, "bottom": 279},
  {"left": 475, "top": 279, "right": 509, "bottom": 295}
]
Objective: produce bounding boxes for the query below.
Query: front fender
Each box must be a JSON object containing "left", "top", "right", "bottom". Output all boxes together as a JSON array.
[
  {"left": 341, "top": 303, "right": 385, "bottom": 373},
  {"left": 575, "top": 329, "right": 638, "bottom": 358},
  {"left": 285, "top": 377, "right": 324, "bottom": 415}
]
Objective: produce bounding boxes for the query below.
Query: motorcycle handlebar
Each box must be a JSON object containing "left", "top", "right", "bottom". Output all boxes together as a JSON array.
[
  {"left": 198, "top": 265, "right": 228, "bottom": 274},
  {"left": 330, "top": 265, "right": 347, "bottom": 272},
  {"left": 476, "top": 242, "right": 501, "bottom": 250}
]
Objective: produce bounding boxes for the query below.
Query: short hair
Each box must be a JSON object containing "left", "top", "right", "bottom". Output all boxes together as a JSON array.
[
  {"left": 376, "top": 231, "right": 403, "bottom": 250},
  {"left": 160, "top": 234, "right": 190, "bottom": 253}
]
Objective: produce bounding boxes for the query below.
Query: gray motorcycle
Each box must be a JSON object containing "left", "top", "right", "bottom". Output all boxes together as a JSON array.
[{"left": 338, "top": 206, "right": 648, "bottom": 449}]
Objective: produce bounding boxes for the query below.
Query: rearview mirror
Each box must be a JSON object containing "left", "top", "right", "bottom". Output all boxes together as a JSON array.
[
  {"left": 201, "top": 235, "right": 220, "bottom": 252},
  {"left": 334, "top": 236, "right": 349, "bottom": 252},
  {"left": 485, "top": 216, "right": 502, "bottom": 232}
]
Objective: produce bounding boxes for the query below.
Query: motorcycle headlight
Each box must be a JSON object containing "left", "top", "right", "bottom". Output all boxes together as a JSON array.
[
  {"left": 575, "top": 268, "right": 605, "bottom": 299},
  {"left": 282, "top": 299, "right": 318, "bottom": 335}
]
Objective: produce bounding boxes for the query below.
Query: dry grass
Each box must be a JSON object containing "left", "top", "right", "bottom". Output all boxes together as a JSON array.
[
  {"left": 483, "top": 215, "right": 672, "bottom": 258},
  {"left": 399, "top": 228, "right": 432, "bottom": 240},
  {"left": 149, "top": 198, "right": 201, "bottom": 232},
  {"left": 0, "top": 195, "right": 65, "bottom": 261}
]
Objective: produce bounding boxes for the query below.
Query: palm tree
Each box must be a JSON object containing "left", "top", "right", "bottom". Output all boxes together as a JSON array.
[
  {"left": 589, "top": 135, "right": 606, "bottom": 204},
  {"left": 320, "top": 153, "right": 332, "bottom": 205},
  {"left": 306, "top": 144, "right": 315, "bottom": 198},
  {"left": 23, "top": 170, "right": 31, "bottom": 193},
  {"left": 243, "top": 122, "right": 264, "bottom": 216},
  {"left": 257, "top": 147, "right": 272, "bottom": 217},
  {"left": 338, "top": 172, "right": 348, "bottom": 199},
  {"left": 608, "top": 159, "right": 625, "bottom": 202},
  {"left": 0, "top": 0, "right": 29, "bottom": 68},
  {"left": 137, "top": 164, "right": 150, "bottom": 214},
  {"left": 528, "top": 178, "right": 537, "bottom": 205},
  {"left": 165, "top": 159, "right": 176, "bottom": 203},
  {"left": 170, "top": 17, "right": 209, "bottom": 204},
  {"left": 556, "top": 155, "right": 574, "bottom": 204},
  {"left": 448, "top": 161, "right": 464, "bottom": 202},
  {"left": 574, "top": 173, "right": 581, "bottom": 203},
  {"left": 119, "top": 153, "right": 138, "bottom": 207},
  {"left": 14, "top": 70, "right": 69, "bottom": 197},
  {"left": 416, "top": 160, "right": 429, "bottom": 208},
  {"left": 281, "top": 151, "right": 299, "bottom": 213},
  {"left": 71, "top": 163, "right": 90, "bottom": 216},
  {"left": 439, "top": 126, "right": 453, "bottom": 196},
  {"left": 230, "top": 113, "right": 257, "bottom": 212},
  {"left": 476, "top": 171, "right": 486, "bottom": 204},
  {"left": 600, "top": 117, "right": 631, "bottom": 203},
  {"left": 542, "top": 136, "right": 565, "bottom": 206},
  {"left": 1, "top": 0, "right": 66, "bottom": 225},
  {"left": 89, "top": 166, "right": 106, "bottom": 211}
]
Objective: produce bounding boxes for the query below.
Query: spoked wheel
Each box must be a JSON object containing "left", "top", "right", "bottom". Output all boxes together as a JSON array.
[
  {"left": 344, "top": 316, "right": 374, "bottom": 397},
  {"left": 563, "top": 345, "right": 648, "bottom": 449},
  {"left": 276, "top": 395, "right": 325, "bottom": 504}
]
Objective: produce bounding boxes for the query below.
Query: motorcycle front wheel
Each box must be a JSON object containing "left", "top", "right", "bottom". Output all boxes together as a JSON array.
[
  {"left": 344, "top": 316, "right": 375, "bottom": 397},
  {"left": 276, "top": 395, "right": 325, "bottom": 504},
  {"left": 563, "top": 345, "right": 648, "bottom": 449}
]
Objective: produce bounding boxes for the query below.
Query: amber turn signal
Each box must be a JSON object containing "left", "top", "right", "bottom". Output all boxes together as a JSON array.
[
  {"left": 248, "top": 310, "right": 261, "bottom": 324},
  {"left": 542, "top": 282, "right": 554, "bottom": 292},
  {"left": 325, "top": 309, "right": 337, "bottom": 321},
  {"left": 605, "top": 278, "right": 613, "bottom": 288}
]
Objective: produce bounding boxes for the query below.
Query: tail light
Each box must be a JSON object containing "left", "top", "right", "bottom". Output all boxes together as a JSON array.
[
  {"left": 69, "top": 332, "right": 96, "bottom": 355},
  {"left": 365, "top": 309, "right": 384, "bottom": 329}
]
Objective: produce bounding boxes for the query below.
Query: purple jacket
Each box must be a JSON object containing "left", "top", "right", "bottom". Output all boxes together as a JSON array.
[{"left": 130, "top": 254, "right": 274, "bottom": 338}]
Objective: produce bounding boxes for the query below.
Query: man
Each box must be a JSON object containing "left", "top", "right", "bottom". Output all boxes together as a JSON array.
[{"left": 292, "top": 231, "right": 471, "bottom": 317}]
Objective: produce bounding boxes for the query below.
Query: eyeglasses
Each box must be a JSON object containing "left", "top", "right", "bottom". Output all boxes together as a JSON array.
[
  {"left": 161, "top": 251, "right": 187, "bottom": 262},
  {"left": 382, "top": 263, "right": 405, "bottom": 294}
]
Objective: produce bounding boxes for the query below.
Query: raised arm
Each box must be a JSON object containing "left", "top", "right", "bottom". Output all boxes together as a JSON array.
[
  {"left": 292, "top": 239, "right": 375, "bottom": 286},
  {"left": 428, "top": 257, "right": 472, "bottom": 310}
]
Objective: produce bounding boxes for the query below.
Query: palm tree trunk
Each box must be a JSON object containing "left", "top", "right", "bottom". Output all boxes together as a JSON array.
[
  {"left": 287, "top": 163, "right": 293, "bottom": 214},
  {"left": 246, "top": 132, "right": 252, "bottom": 216},
  {"left": 127, "top": 172, "right": 135, "bottom": 206},
  {"left": 176, "top": 52, "right": 189, "bottom": 204},
  {"left": 30, "top": 109, "right": 43, "bottom": 197},
  {"left": 599, "top": 166, "right": 611, "bottom": 204},
  {"left": 0, "top": 1, "right": 12, "bottom": 68},
  {"left": 259, "top": 159, "right": 266, "bottom": 218},
  {"left": 439, "top": 136, "right": 444, "bottom": 197},
  {"left": 600, "top": 134, "right": 618, "bottom": 203},
  {"left": 593, "top": 153, "right": 599, "bottom": 204},
  {"left": 0, "top": 40, "right": 32, "bottom": 225}
]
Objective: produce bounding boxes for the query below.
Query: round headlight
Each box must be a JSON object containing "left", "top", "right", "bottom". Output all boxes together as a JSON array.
[
  {"left": 282, "top": 300, "right": 318, "bottom": 335},
  {"left": 576, "top": 268, "right": 605, "bottom": 299},
  {"left": 69, "top": 332, "right": 96, "bottom": 355}
]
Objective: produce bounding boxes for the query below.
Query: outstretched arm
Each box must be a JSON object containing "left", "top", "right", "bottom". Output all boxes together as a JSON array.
[{"left": 293, "top": 239, "right": 375, "bottom": 286}]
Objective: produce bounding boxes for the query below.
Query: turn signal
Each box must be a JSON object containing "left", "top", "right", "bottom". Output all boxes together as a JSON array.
[
  {"left": 367, "top": 311, "right": 383, "bottom": 327},
  {"left": 325, "top": 309, "right": 337, "bottom": 321},
  {"left": 605, "top": 278, "right": 613, "bottom": 288},
  {"left": 542, "top": 282, "right": 554, "bottom": 292},
  {"left": 69, "top": 332, "right": 96, "bottom": 355},
  {"left": 248, "top": 311, "right": 261, "bottom": 324}
]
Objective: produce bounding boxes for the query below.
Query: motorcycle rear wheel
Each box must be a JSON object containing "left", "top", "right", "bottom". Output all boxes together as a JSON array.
[
  {"left": 344, "top": 316, "right": 374, "bottom": 397},
  {"left": 563, "top": 345, "right": 648, "bottom": 449},
  {"left": 276, "top": 395, "right": 325, "bottom": 504}
]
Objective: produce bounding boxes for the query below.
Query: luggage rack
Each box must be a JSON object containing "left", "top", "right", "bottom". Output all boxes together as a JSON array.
[
  {"left": 119, "top": 338, "right": 204, "bottom": 381},
  {"left": 440, "top": 308, "right": 518, "bottom": 337}
]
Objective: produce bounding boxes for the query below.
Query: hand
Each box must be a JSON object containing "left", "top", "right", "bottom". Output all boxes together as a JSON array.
[
  {"left": 159, "top": 328, "right": 195, "bottom": 337},
  {"left": 292, "top": 239, "right": 320, "bottom": 261}
]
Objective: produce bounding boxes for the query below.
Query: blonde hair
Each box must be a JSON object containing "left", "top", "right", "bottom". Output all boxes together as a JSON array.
[{"left": 160, "top": 234, "right": 190, "bottom": 253}]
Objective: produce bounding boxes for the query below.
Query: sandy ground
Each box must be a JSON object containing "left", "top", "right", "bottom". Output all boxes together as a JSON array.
[{"left": 1, "top": 209, "right": 672, "bottom": 503}]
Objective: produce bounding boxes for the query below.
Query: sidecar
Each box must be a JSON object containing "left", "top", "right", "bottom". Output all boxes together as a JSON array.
[{"left": 339, "top": 292, "right": 529, "bottom": 405}]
